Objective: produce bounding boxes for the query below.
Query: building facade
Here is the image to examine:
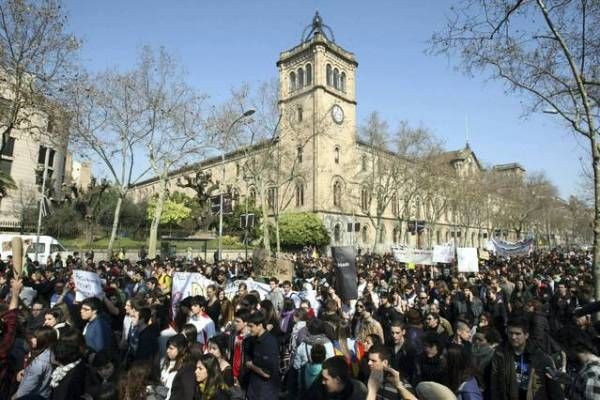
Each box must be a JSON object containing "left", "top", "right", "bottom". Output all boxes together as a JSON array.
[{"left": 131, "top": 13, "right": 524, "bottom": 251}]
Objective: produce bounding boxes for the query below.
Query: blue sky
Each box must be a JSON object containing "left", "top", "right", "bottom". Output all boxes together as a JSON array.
[{"left": 62, "top": 0, "right": 585, "bottom": 198}]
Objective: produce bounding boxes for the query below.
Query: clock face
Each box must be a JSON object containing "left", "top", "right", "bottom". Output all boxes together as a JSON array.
[{"left": 331, "top": 104, "right": 344, "bottom": 124}]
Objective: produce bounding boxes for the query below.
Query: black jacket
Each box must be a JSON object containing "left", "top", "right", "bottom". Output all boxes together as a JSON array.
[
  {"left": 490, "top": 343, "right": 564, "bottom": 400},
  {"left": 51, "top": 362, "right": 88, "bottom": 400},
  {"left": 170, "top": 363, "right": 196, "bottom": 400}
]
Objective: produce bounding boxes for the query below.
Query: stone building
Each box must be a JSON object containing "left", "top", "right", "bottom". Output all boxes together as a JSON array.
[{"left": 131, "top": 13, "right": 524, "bottom": 251}]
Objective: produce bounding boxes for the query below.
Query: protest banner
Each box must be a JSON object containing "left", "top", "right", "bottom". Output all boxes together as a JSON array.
[
  {"left": 392, "top": 246, "right": 434, "bottom": 265},
  {"left": 170, "top": 272, "right": 216, "bottom": 315},
  {"left": 73, "top": 270, "right": 104, "bottom": 301},
  {"left": 332, "top": 246, "right": 358, "bottom": 301},
  {"left": 490, "top": 238, "right": 534, "bottom": 257},
  {"left": 432, "top": 244, "right": 455, "bottom": 264},
  {"left": 224, "top": 279, "right": 271, "bottom": 300},
  {"left": 457, "top": 247, "right": 479, "bottom": 273}
]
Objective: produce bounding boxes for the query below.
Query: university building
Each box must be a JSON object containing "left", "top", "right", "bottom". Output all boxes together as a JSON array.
[{"left": 131, "top": 13, "right": 525, "bottom": 251}]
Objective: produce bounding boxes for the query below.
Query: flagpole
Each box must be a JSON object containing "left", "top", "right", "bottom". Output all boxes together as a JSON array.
[{"left": 35, "top": 147, "right": 50, "bottom": 263}]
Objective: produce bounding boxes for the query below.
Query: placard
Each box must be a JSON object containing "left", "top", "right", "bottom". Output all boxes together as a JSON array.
[
  {"left": 457, "top": 247, "right": 479, "bottom": 273},
  {"left": 73, "top": 270, "right": 104, "bottom": 301},
  {"left": 171, "top": 272, "right": 216, "bottom": 315},
  {"left": 432, "top": 244, "right": 455, "bottom": 264},
  {"left": 332, "top": 246, "right": 358, "bottom": 301},
  {"left": 224, "top": 279, "right": 271, "bottom": 300},
  {"left": 392, "top": 246, "right": 434, "bottom": 265}
]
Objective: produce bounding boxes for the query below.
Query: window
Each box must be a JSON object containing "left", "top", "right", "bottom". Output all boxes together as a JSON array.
[
  {"left": 297, "top": 68, "right": 304, "bottom": 88},
  {"left": 340, "top": 72, "right": 346, "bottom": 92},
  {"left": 297, "top": 107, "right": 303, "bottom": 122},
  {"left": 334, "top": 224, "right": 341, "bottom": 242},
  {"left": 249, "top": 187, "right": 257, "bottom": 203},
  {"left": 361, "top": 154, "right": 368, "bottom": 171},
  {"left": 306, "top": 64, "right": 312, "bottom": 85},
  {"left": 436, "top": 230, "right": 441, "bottom": 244},
  {"left": 295, "top": 182, "right": 304, "bottom": 207},
  {"left": 0, "top": 159, "right": 12, "bottom": 176},
  {"left": 333, "top": 181, "right": 342, "bottom": 207},
  {"left": 379, "top": 227, "right": 386, "bottom": 244},
  {"left": 361, "top": 187, "right": 370, "bottom": 211},
  {"left": 289, "top": 71, "right": 296, "bottom": 92},
  {"left": 393, "top": 227, "right": 399, "bottom": 243},
  {"left": 361, "top": 226, "right": 368, "bottom": 243},
  {"left": 236, "top": 163, "right": 240, "bottom": 177},
  {"left": 267, "top": 187, "right": 277, "bottom": 211},
  {"left": 326, "top": 64, "right": 332, "bottom": 86},
  {"left": 38, "top": 146, "right": 55, "bottom": 167},
  {"left": 297, "top": 146, "right": 303, "bottom": 163},
  {"left": 334, "top": 146, "right": 340, "bottom": 164},
  {"left": 415, "top": 199, "right": 422, "bottom": 219},
  {"left": 27, "top": 243, "right": 46, "bottom": 254},
  {"left": 50, "top": 243, "right": 66, "bottom": 253},
  {"left": 391, "top": 194, "right": 398, "bottom": 216},
  {"left": 36, "top": 168, "right": 53, "bottom": 186},
  {"left": 1, "top": 136, "right": 15, "bottom": 157},
  {"left": 333, "top": 68, "right": 339, "bottom": 89}
]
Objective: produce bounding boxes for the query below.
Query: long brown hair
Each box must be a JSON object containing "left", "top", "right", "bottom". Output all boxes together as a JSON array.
[
  {"left": 30, "top": 326, "right": 57, "bottom": 359},
  {"left": 119, "top": 361, "right": 152, "bottom": 400},
  {"left": 196, "top": 354, "right": 227, "bottom": 399}
]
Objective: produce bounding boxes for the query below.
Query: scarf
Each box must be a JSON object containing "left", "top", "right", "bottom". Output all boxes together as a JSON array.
[{"left": 50, "top": 359, "right": 81, "bottom": 388}]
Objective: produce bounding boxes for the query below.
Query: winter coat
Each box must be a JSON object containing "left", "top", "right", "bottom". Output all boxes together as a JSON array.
[{"left": 14, "top": 348, "right": 53, "bottom": 399}]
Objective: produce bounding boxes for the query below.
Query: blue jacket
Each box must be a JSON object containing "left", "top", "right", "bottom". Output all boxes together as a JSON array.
[
  {"left": 84, "top": 316, "right": 114, "bottom": 353},
  {"left": 14, "top": 348, "right": 53, "bottom": 399}
]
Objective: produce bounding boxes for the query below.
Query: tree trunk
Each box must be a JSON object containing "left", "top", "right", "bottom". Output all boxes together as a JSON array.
[
  {"left": 107, "top": 194, "right": 124, "bottom": 257},
  {"left": 591, "top": 137, "right": 600, "bottom": 309},
  {"left": 259, "top": 186, "right": 271, "bottom": 258},
  {"left": 148, "top": 177, "right": 168, "bottom": 259},
  {"left": 275, "top": 213, "right": 281, "bottom": 257}
]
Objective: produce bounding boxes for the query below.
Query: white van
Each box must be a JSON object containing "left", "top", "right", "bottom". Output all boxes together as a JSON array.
[{"left": 0, "top": 234, "right": 71, "bottom": 264}]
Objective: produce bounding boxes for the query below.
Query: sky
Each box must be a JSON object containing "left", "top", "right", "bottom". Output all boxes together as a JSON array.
[{"left": 62, "top": 0, "right": 587, "bottom": 198}]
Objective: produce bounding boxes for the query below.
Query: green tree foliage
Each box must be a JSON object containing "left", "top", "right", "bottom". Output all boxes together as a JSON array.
[
  {"left": 223, "top": 200, "right": 262, "bottom": 240},
  {"left": 274, "top": 212, "right": 330, "bottom": 249},
  {"left": 45, "top": 204, "right": 81, "bottom": 239},
  {"left": 147, "top": 194, "right": 192, "bottom": 225},
  {"left": 95, "top": 188, "right": 147, "bottom": 237}
]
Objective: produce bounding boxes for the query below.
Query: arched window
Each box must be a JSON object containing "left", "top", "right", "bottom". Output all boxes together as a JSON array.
[
  {"left": 334, "top": 146, "right": 340, "bottom": 164},
  {"left": 334, "top": 224, "right": 341, "bottom": 242},
  {"left": 235, "top": 163, "right": 240, "bottom": 177},
  {"left": 436, "top": 230, "right": 441, "bottom": 244},
  {"left": 297, "top": 106, "right": 303, "bottom": 122},
  {"left": 297, "top": 146, "right": 303, "bottom": 163},
  {"left": 295, "top": 182, "right": 304, "bottom": 207},
  {"left": 391, "top": 194, "right": 398, "bottom": 216},
  {"left": 306, "top": 64, "right": 312, "bottom": 85},
  {"left": 361, "top": 226, "right": 368, "bottom": 243},
  {"left": 471, "top": 232, "right": 476, "bottom": 246},
  {"left": 340, "top": 72, "right": 346, "bottom": 92},
  {"left": 361, "top": 154, "right": 368, "bottom": 171},
  {"left": 415, "top": 198, "right": 422, "bottom": 219},
  {"left": 326, "top": 64, "right": 332, "bottom": 86},
  {"left": 249, "top": 187, "right": 257, "bottom": 203},
  {"left": 393, "top": 227, "right": 399, "bottom": 243},
  {"left": 289, "top": 71, "right": 296, "bottom": 92},
  {"left": 361, "top": 187, "right": 370, "bottom": 211},
  {"left": 333, "top": 180, "right": 342, "bottom": 207},
  {"left": 445, "top": 231, "right": 449, "bottom": 242},
  {"left": 333, "top": 68, "right": 339, "bottom": 89},
  {"left": 297, "top": 68, "right": 304, "bottom": 88},
  {"left": 379, "top": 226, "right": 386, "bottom": 244}
]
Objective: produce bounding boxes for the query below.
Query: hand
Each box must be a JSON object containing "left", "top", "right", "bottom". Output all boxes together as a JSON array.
[
  {"left": 10, "top": 278, "right": 23, "bottom": 294},
  {"left": 245, "top": 360, "right": 254, "bottom": 369},
  {"left": 384, "top": 366, "right": 402, "bottom": 388}
]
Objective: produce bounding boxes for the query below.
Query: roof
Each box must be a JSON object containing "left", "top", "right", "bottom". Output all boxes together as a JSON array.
[{"left": 492, "top": 163, "right": 526, "bottom": 172}]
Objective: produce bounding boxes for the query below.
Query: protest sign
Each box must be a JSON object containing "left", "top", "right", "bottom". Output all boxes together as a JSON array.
[
  {"left": 392, "top": 246, "right": 434, "bottom": 265},
  {"left": 432, "top": 244, "right": 454, "bottom": 264},
  {"left": 224, "top": 279, "right": 270, "bottom": 300},
  {"left": 332, "top": 246, "right": 358, "bottom": 301},
  {"left": 457, "top": 248, "right": 479, "bottom": 273},
  {"left": 73, "top": 270, "right": 104, "bottom": 301},
  {"left": 491, "top": 238, "right": 534, "bottom": 257},
  {"left": 479, "top": 249, "right": 490, "bottom": 260},
  {"left": 171, "top": 272, "right": 216, "bottom": 315}
]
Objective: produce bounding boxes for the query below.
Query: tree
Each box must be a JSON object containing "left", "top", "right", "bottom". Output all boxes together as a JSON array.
[
  {"left": 275, "top": 212, "right": 330, "bottom": 249},
  {"left": 146, "top": 195, "right": 191, "bottom": 226},
  {"left": 135, "top": 47, "right": 206, "bottom": 258},
  {"left": 430, "top": 0, "right": 600, "bottom": 302},
  {"left": 354, "top": 113, "right": 443, "bottom": 250},
  {"left": 0, "top": 0, "right": 79, "bottom": 193},
  {"left": 67, "top": 69, "right": 147, "bottom": 256}
]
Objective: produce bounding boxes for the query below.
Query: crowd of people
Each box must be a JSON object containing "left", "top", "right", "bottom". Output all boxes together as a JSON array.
[{"left": 0, "top": 246, "right": 599, "bottom": 400}]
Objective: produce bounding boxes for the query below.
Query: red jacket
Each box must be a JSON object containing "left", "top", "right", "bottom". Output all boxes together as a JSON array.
[{"left": 0, "top": 309, "right": 18, "bottom": 397}]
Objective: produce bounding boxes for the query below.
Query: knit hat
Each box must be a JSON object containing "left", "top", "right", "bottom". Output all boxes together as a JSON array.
[{"left": 416, "top": 382, "right": 457, "bottom": 400}]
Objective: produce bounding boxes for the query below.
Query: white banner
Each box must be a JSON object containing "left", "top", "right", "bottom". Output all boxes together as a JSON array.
[
  {"left": 224, "top": 279, "right": 271, "bottom": 300},
  {"left": 432, "top": 245, "right": 455, "bottom": 264},
  {"left": 392, "top": 246, "right": 433, "bottom": 265},
  {"left": 457, "top": 247, "right": 479, "bottom": 273},
  {"left": 171, "top": 272, "right": 216, "bottom": 315},
  {"left": 73, "top": 270, "right": 104, "bottom": 301}
]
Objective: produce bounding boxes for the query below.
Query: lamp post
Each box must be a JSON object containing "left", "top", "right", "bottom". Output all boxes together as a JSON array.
[{"left": 217, "top": 109, "right": 255, "bottom": 263}]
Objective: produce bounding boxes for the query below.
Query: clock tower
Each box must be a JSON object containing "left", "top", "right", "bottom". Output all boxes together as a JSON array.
[{"left": 277, "top": 12, "right": 358, "bottom": 213}]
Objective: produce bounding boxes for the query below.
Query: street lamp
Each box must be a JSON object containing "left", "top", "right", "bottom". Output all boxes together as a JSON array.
[{"left": 217, "top": 109, "right": 255, "bottom": 263}]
